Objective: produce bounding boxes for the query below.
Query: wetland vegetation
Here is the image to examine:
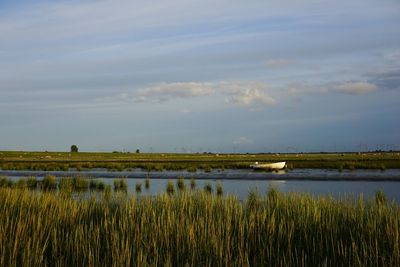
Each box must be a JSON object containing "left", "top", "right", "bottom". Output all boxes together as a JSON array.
[
  {"left": 1, "top": 151, "right": 399, "bottom": 172},
  {"left": 0, "top": 184, "right": 399, "bottom": 266},
  {"left": 1, "top": 151, "right": 400, "bottom": 266}
]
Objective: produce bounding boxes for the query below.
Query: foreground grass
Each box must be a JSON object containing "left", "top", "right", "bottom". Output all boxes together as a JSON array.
[
  {"left": 1, "top": 151, "right": 400, "bottom": 171},
  {"left": 0, "top": 188, "right": 399, "bottom": 266}
]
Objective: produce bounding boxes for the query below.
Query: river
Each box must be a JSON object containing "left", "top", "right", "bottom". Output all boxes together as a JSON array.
[{"left": 2, "top": 168, "right": 400, "bottom": 201}]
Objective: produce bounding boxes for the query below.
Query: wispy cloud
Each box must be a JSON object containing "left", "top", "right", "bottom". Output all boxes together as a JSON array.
[
  {"left": 131, "top": 81, "right": 276, "bottom": 107},
  {"left": 336, "top": 81, "right": 377, "bottom": 95},
  {"left": 233, "top": 137, "right": 253, "bottom": 145},
  {"left": 1, "top": 0, "right": 400, "bottom": 151},
  {"left": 367, "top": 69, "right": 400, "bottom": 91},
  {"left": 265, "top": 58, "right": 295, "bottom": 68},
  {"left": 134, "top": 82, "right": 213, "bottom": 103},
  {"left": 179, "top": 108, "right": 192, "bottom": 114},
  {"left": 225, "top": 88, "right": 275, "bottom": 106}
]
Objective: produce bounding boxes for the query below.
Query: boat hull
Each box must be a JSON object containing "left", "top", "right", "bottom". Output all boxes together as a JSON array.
[{"left": 250, "top": 162, "right": 286, "bottom": 170}]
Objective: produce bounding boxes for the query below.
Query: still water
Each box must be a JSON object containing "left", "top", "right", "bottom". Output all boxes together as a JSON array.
[{"left": 3, "top": 168, "right": 400, "bottom": 202}]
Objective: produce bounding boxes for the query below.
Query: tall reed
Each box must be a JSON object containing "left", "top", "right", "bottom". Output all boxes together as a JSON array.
[
  {"left": 135, "top": 182, "right": 142, "bottom": 193},
  {"left": 114, "top": 179, "right": 127, "bottom": 192},
  {"left": 177, "top": 177, "right": 185, "bottom": 192},
  {"left": 0, "top": 187, "right": 399, "bottom": 266},
  {"left": 190, "top": 178, "right": 196, "bottom": 190},
  {"left": 42, "top": 175, "right": 57, "bottom": 190}
]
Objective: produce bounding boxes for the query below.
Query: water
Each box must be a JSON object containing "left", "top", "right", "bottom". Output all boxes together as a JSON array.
[
  {"left": 2, "top": 168, "right": 400, "bottom": 180},
  {"left": 3, "top": 168, "right": 400, "bottom": 201}
]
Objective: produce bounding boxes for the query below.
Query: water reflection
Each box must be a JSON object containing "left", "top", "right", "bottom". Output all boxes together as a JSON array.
[
  {"left": 3, "top": 168, "right": 400, "bottom": 202},
  {"left": 2, "top": 168, "right": 400, "bottom": 180},
  {"left": 6, "top": 176, "right": 400, "bottom": 202}
]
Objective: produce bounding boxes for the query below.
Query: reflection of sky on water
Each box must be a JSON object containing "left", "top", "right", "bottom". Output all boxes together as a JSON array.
[
  {"left": 7, "top": 176, "right": 400, "bottom": 202},
  {"left": 3, "top": 168, "right": 400, "bottom": 180}
]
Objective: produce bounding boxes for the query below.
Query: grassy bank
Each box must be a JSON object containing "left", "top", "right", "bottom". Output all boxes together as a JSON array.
[
  {"left": 1, "top": 151, "right": 400, "bottom": 171},
  {"left": 0, "top": 187, "right": 399, "bottom": 266}
]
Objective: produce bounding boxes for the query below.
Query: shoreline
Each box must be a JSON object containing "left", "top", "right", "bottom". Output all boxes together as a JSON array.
[{"left": 2, "top": 168, "right": 400, "bottom": 181}]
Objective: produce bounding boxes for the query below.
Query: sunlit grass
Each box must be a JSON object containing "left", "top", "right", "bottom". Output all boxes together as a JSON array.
[
  {"left": 135, "top": 182, "right": 142, "bottom": 193},
  {"left": 177, "top": 177, "right": 185, "bottom": 192},
  {"left": 1, "top": 151, "right": 399, "bottom": 171},
  {"left": 113, "top": 179, "right": 127, "bottom": 192},
  {"left": 0, "top": 186, "right": 399, "bottom": 266}
]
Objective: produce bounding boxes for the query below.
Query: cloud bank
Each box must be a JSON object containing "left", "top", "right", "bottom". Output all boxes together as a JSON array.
[{"left": 132, "top": 81, "right": 276, "bottom": 107}]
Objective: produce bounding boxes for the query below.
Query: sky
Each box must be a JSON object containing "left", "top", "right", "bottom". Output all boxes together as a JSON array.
[{"left": 0, "top": 0, "right": 399, "bottom": 153}]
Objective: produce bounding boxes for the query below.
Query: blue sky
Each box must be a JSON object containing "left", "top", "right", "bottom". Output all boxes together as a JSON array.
[{"left": 0, "top": 0, "right": 399, "bottom": 152}]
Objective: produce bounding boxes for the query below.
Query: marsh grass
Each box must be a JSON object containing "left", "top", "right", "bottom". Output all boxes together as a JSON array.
[
  {"left": 0, "top": 187, "right": 399, "bottom": 266},
  {"left": 73, "top": 176, "right": 89, "bottom": 191},
  {"left": 89, "top": 179, "right": 98, "bottom": 190},
  {"left": 0, "top": 176, "right": 8, "bottom": 187},
  {"left": 104, "top": 185, "right": 112, "bottom": 201},
  {"left": 216, "top": 182, "right": 223, "bottom": 196},
  {"left": 42, "top": 175, "right": 57, "bottom": 190},
  {"left": 177, "top": 177, "right": 185, "bottom": 191},
  {"left": 59, "top": 177, "right": 73, "bottom": 195},
  {"left": 187, "top": 166, "right": 197, "bottom": 172},
  {"left": 0, "top": 177, "right": 14, "bottom": 188},
  {"left": 97, "top": 181, "right": 105, "bottom": 191},
  {"left": 15, "top": 178, "right": 27, "bottom": 188},
  {"left": 190, "top": 178, "right": 196, "bottom": 190},
  {"left": 247, "top": 187, "right": 261, "bottom": 211},
  {"left": 204, "top": 182, "right": 212, "bottom": 194},
  {"left": 2, "top": 151, "right": 400, "bottom": 171},
  {"left": 135, "top": 182, "right": 142, "bottom": 193},
  {"left": 114, "top": 179, "right": 128, "bottom": 192},
  {"left": 203, "top": 165, "right": 212, "bottom": 172},
  {"left": 87, "top": 179, "right": 105, "bottom": 191},
  {"left": 375, "top": 188, "right": 386, "bottom": 205},
  {"left": 26, "top": 176, "right": 37, "bottom": 189},
  {"left": 166, "top": 180, "right": 175, "bottom": 195}
]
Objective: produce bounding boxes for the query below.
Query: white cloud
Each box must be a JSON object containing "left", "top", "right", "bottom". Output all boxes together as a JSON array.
[
  {"left": 233, "top": 137, "right": 253, "bottom": 145},
  {"left": 132, "top": 81, "right": 276, "bottom": 107},
  {"left": 336, "top": 81, "right": 377, "bottom": 95},
  {"left": 226, "top": 88, "right": 275, "bottom": 106},
  {"left": 134, "top": 82, "right": 213, "bottom": 103},
  {"left": 96, "top": 93, "right": 131, "bottom": 103},
  {"left": 0, "top": 0, "right": 283, "bottom": 49},
  {"left": 219, "top": 81, "right": 276, "bottom": 106}
]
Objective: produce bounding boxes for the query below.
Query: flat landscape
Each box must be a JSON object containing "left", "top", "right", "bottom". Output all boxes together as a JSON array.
[
  {"left": 1, "top": 151, "right": 400, "bottom": 171},
  {"left": 1, "top": 0, "right": 400, "bottom": 266},
  {"left": 1, "top": 180, "right": 400, "bottom": 266},
  {"left": 1, "top": 152, "right": 399, "bottom": 265}
]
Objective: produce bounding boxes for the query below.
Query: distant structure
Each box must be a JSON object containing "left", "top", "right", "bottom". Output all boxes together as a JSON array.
[{"left": 70, "top": 145, "right": 78, "bottom": 153}]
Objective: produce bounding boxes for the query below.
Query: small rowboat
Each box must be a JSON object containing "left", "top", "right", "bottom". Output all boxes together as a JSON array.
[{"left": 250, "top": 161, "right": 286, "bottom": 170}]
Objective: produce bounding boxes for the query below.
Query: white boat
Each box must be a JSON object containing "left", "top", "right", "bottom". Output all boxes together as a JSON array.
[{"left": 250, "top": 161, "right": 286, "bottom": 170}]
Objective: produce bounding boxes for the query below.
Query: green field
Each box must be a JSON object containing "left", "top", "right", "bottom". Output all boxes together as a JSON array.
[
  {"left": 1, "top": 151, "right": 399, "bottom": 171},
  {"left": 0, "top": 186, "right": 399, "bottom": 266}
]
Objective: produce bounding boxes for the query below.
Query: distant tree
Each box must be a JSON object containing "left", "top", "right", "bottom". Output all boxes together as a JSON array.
[
  {"left": 70, "top": 145, "right": 78, "bottom": 153},
  {"left": 136, "top": 149, "right": 140, "bottom": 153}
]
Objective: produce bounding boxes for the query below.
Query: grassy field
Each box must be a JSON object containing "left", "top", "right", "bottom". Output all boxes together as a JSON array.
[
  {"left": 0, "top": 185, "right": 399, "bottom": 266},
  {"left": 1, "top": 151, "right": 399, "bottom": 171}
]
